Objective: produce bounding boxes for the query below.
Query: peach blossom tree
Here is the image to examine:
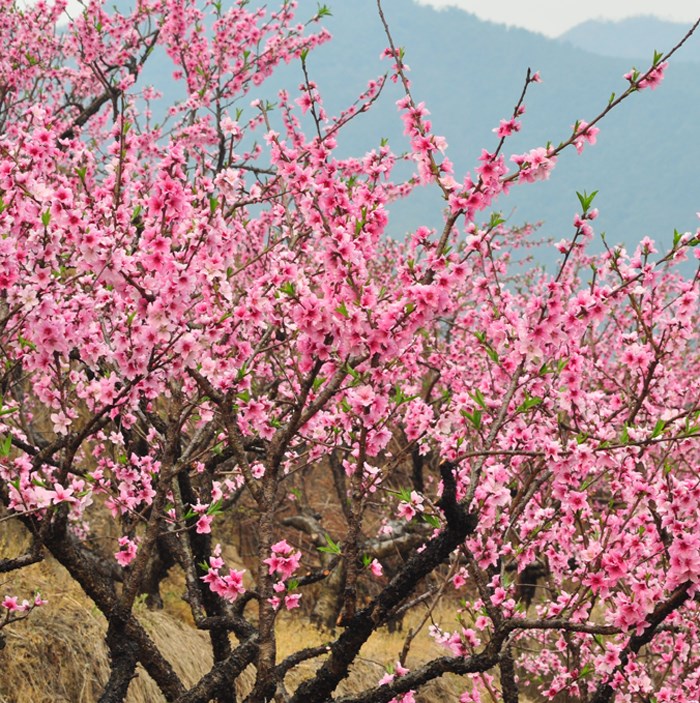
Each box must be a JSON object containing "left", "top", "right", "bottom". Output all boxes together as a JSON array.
[{"left": 0, "top": 1, "right": 699, "bottom": 702}]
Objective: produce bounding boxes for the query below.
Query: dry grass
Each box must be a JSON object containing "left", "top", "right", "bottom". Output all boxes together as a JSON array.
[
  {"left": 0, "top": 526, "right": 465, "bottom": 702},
  {"left": 273, "top": 604, "right": 465, "bottom": 701},
  {"left": 0, "top": 522, "right": 217, "bottom": 702},
  {"left": 1, "top": 497, "right": 499, "bottom": 702}
]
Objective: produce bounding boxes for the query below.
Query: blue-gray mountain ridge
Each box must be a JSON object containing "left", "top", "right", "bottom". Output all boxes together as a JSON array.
[{"left": 140, "top": 1, "right": 700, "bottom": 265}]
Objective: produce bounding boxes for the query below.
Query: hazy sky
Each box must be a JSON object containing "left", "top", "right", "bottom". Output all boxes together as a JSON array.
[{"left": 417, "top": 0, "right": 700, "bottom": 37}]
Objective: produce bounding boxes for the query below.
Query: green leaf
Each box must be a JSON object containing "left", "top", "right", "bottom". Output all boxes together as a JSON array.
[
  {"left": 391, "top": 386, "right": 418, "bottom": 406},
  {"left": 651, "top": 419, "right": 666, "bottom": 439},
  {"left": 18, "top": 336, "right": 36, "bottom": 351},
  {"left": 469, "top": 388, "right": 487, "bottom": 410},
  {"left": 0, "top": 435, "right": 12, "bottom": 457},
  {"left": 620, "top": 424, "right": 630, "bottom": 444},
  {"left": 207, "top": 500, "right": 223, "bottom": 516},
  {"left": 312, "top": 376, "right": 325, "bottom": 392},
  {"left": 423, "top": 513, "right": 441, "bottom": 529},
  {"left": 41, "top": 210, "right": 51, "bottom": 227},
  {"left": 335, "top": 302, "right": 349, "bottom": 318},
  {"left": 388, "top": 487, "right": 413, "bottom": 503},
  {"left": 343, "top": 363, "right": 361, "bottom": 381},
  {"left": 488, "top": 212, "right": 505, "bottom": 229},
  {"left": 579, "top": 663, "right": 593, "bottom": 678},
  {"left": 317, "top": 533, "right": 342, "bottom": 555},
  {"left": 460, "top": 408, "right": 482, "bottom": 430},
  {"left": 485, "top": 347, "right": 499, "bottom": 363},
  {"left": 575, "top": 190, "right": 598, "bottom": 215},
  {"left": 516, "top": 395, "right": 542, "bottom": 414}
]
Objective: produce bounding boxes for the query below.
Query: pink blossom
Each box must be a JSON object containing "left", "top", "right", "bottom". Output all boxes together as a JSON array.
[
  {"left": 493, "top": 118, "right": 521, "bottom": 139},
  {"left": 572, "top": 120, "right": 600, "bottom": 155},
  {"left": 196, "top": 514, "right": 213, "bottom": 534},
  {"left": 639, "top": 61, "right": 668, "bottom": 89},
  {"left": 369, "top": 559, "right": 383, "bottom": 577},
  {"left": 114, "top": 536, "right": 138, "bottom": 567},
  {"left": 397, "top": 491, "right": 424, "bottom": 521},
  {"left": 284, "top": 593, "right": 302, "bottom": 610},
  {"left": 511, "top": 147, "right": 557, "bottom": 182},
  {"left": 490, "top": 587, "right": 507, "bottom": 606},
  {"left": 202, "top": 565, "right": 246, "bottom": 603},
  {"left": 2, "top": 596, "right": 19, "bottom": 612},
  {"left": 263, "top": 540, "right": 301, "bottom": 580}
]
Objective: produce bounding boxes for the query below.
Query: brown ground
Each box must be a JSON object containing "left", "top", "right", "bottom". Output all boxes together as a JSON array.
[{"left": 0, "top": 521, "right": 466, "bottom": 702}]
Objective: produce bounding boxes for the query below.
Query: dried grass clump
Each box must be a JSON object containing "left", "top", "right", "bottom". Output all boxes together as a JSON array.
[
  {"left": 1, "top": 519, "right": 465, "bottom": 702},
  {"left": 0, "top": 529, "right": 220, "bottom": 703},
  {"left": 0, "top": 604, "right": 229, "bottom": 702}
]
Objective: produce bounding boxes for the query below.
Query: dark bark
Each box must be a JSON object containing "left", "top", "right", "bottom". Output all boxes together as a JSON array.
[
  {"left": 98, "top": 618, "right": 139, "bottom": 703},
  {"left": 175, "top": 637, "right": 259, "bottom": 703},
  {"left": 43, "top": 523, "right": 186, "bottom": 701},
  {"left": 334, "top": 652, "right": 498, "bottom": 703},
  {"left": 288, "top": 463, "right": 477, "bottom": 703},
  {"left": 178, "top": 471, "right": 236, "bottom": 681},
  {"left": 500, "top": 646, "right": 519, "bottom": 703},
  {"left": 140, "top": 534, "right": 176, "bottom": 609},
  {"left": 0, "top": 542, "right": 43, "bottom": 573},
  {"left": 410, "top": 447, "right": 424, "bottom": 494}
]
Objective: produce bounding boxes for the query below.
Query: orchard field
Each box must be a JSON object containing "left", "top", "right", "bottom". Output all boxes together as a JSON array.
[{"left": 0, "top": 2, "right": 699, "bottom": 702}]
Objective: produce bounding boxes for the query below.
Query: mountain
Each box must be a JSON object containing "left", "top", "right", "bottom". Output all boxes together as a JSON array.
[
  {"left": 141, "top": 1, "right": 700, "bottom": 267},
  {"left": 559, "top": 16, "right": 700, "bottom": 62}
]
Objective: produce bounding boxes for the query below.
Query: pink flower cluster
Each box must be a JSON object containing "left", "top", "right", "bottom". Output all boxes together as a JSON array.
[
  {"left": 625, "top": 61, "right": 668, "bottom": 90},
  {"left": 114, "top": 536, "right": 138, "bottom": 567},
  {"left": 267, "top": 581, "right": 302, "bottom": 611},
  {"left": 572, "top": 120, "right": 600, "bottom": 155},
  {"left": 396, "top": 491, "right": 424, "bottom": 521},
  {"left": 263, "top": 539, "right": 301, "bottom": 580},
  {"left": 2, "top": 593, "right": 47, "bottom": 612},
  {"left": 201, "top": 549, "right": 246, "bottom": 603},
  {"left": 378, "top": 662, "right": 416, "bottom": 703},
  {"left": 511, "top": 147, "right": 557, "bottom": 183}
]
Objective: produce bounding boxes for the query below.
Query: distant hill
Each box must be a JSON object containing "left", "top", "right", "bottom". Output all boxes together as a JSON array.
[
  {"left": 559, "top": 16, "right": 700, "bottom": 62},
  {"left": 141, "top": 1, "right": 700, "bottom": 266}
]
